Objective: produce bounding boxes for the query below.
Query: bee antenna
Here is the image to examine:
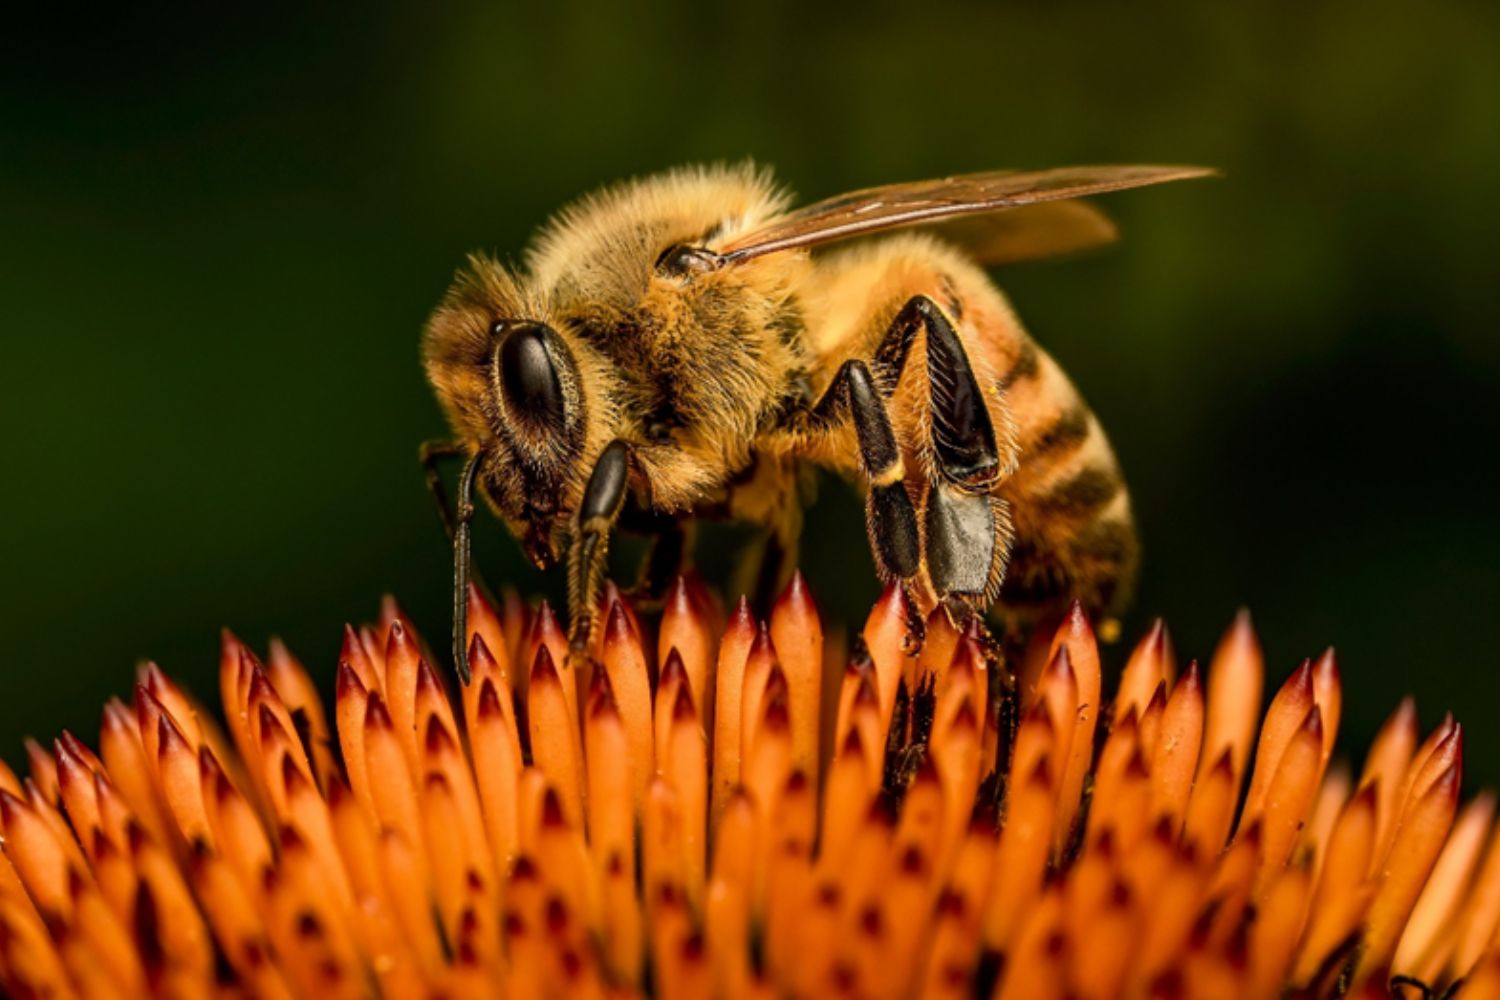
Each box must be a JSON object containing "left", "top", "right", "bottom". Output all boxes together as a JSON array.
[{"left": 452, "top": 449, "right": 485, "bottom": 685}]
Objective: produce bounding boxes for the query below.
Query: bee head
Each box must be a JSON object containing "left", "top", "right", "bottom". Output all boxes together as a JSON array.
[
  {"left": 424, "top": 255, "right": 622, "bottom": 570},
  {"left": 484, "top": 318, "right": 590, "bottom": 567},
  {"left": 472, "top": 317, "right": 591, "bottom": 564}
]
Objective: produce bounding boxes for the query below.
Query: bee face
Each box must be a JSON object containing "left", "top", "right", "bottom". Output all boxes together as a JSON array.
[
  {"left": 483, "top": 318, "right": 589, "bottom": 567},
  {"left": 426, "top": 167, "right": 814, "bottom": 589},
  {"left": 423, "top": 258, "right": 615, "bottom": 569}
]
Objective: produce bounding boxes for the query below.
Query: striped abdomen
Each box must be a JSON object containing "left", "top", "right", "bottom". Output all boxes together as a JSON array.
[{"left": 986, "top": 331, "right": 1138, "bottom": 620}]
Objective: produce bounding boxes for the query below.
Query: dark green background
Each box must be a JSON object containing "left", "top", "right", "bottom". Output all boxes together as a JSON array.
[{"left": 3, "top": 4, "right": 1497, "bottom": 783}]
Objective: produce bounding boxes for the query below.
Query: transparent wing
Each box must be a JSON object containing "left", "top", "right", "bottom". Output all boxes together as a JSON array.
[
  {"left": 715, "top": 164, "right": 1214, "bottom": 264},
  {"left": 925, "top": 198, "right": 1119, "bottom": 266}
]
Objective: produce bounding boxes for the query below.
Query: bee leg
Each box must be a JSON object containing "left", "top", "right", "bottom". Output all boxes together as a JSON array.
[
  {"left": 449, "top": 449, "right": 486, "bottom": 685},
  {"left": 810, "top": 360, "right": 923, "bottom": 620},
  {"left": 419, "top": 439, "right": 467, "bottom": 541},
  {"left": 421, "top": 439, "right": 499, "bottom": 685},
  {"left": 619, "top": 507, "right": 691, "bottom": 606},
  {"left": 924, "top": 481, "right": 1011, "bottom": 614},
  {"left": 874, "top": 295, "right": 1002, "bottom": 490},
  {"left": 872, "top": 296, "right": 1014, "bottom": 612},
  {"left": 725, "top": 525, "right": 784, "bottom": 616},
  {"left": 568, "top": 440, "right": 634, "bottom": 654},
  {"left": 642, "top": 518, "right": 690, "bottom": 602},
  {"left": 749, "top": 515, "right": 800, "bottom": 617}
]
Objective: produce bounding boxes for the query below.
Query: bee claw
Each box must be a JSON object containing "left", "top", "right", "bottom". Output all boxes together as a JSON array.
[
  {"left": 901, "top": 594, "right": 927, "bottom": 654},
  {"left": 567, "top": 619, "right": 593, "bottom": 658}
]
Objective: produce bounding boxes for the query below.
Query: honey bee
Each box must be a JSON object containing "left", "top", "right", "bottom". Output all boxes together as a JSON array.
[{"left": 422, "top": 163, "right": 1212, "bottom": 681}]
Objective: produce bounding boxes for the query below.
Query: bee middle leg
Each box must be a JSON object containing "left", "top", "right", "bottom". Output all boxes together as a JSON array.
[{"left": 806, "top": 358, "right": 925, "bottom": 636}]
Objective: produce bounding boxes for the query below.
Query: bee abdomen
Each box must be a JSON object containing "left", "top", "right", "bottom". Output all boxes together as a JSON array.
[
  {"left": 1027, "top": 402, "right": 1091, "bottom": 460},
  {"left": 997, "top": 349, "right": 1138, "bottom": 617},
  {"left": 1035, "top": 465, "right": 1124, "bottom": 521}
]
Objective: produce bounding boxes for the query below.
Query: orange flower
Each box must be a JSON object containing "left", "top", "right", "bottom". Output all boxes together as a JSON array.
[{"left": 1, "top": 576, "right": 1497, "bottom": 999}]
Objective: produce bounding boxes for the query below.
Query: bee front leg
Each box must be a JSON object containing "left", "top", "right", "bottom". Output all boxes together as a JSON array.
[
  {"left": 420, "top": 439, "right": 497, "bottom": 686},
  {"left": 419, "top": 438, "right": 472, "bottom": 541},
  {"left": 448, "top": 447, "right": 486, "bottom": 685},
  {"left": 567, "top": 440, "right": 633, "bottom": 654}
]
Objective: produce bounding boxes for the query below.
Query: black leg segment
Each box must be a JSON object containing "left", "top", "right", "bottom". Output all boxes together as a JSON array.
[
  {"left": 875, "top": 296, "right": 1001, "bottom": 490},
  {"left": 422, "top": 439, "right": 503, "bottom": 685},
  {"left": 870, "top": 478, "right": 921, "bottom": 580},
  {"left": 811, "top": 359, "right": 921, "bottom": 582},
  {"left": 812, "top": 359, "right": 900, "bottom": 477},
  {"left": 579, "top": 440, "right": 631, "bottom": 523},
  {"left": 451, "top": 449, "right": 485, "bottom": 684},
  {"left": 568, "top": 440, "right": 633, "bottom": 651},
  {"left": 420, "top": 439, "right": 467, "bottom": 541},
  {"left": 924, "top": 480, "right": 998, "bottom": 599},
  {"left": 619, "top": 506, "right": 691, "bottom": 604}
]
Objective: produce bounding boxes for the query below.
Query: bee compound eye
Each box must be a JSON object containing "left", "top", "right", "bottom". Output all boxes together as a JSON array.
[
  {"left": 496, "top": 322, "right": 566, "bottom": 429},
  {"left": 655, "top": 244, "right": 720, "bottom": 277}
]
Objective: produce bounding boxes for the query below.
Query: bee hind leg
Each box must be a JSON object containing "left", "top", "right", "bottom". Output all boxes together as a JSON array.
[
  {"left": 874, "top": 295, "right": 1004, "bottom": 491},
  {"left": 872, "top": 296, "right": 1015, "bottom": 617},
  {"left": 923, "top": 480, "right": 1012, "bottom": 621}
]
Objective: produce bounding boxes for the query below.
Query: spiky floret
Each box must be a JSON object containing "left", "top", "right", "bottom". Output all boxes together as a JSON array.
[{"left": 0, "top": 578, "right": 1496, "bottom": 999}]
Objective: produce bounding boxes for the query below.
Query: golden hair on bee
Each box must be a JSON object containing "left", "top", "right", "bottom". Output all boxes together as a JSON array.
[{"left": 421, "top": 161, "right": 1213, "bottom": 681}]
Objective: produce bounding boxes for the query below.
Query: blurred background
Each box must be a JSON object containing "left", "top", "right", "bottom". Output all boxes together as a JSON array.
[{"left": 3, "top": 2, "right": 1497, "bottom": 782}]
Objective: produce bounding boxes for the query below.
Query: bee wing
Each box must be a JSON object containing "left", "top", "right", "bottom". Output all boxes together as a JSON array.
[
  {"left": 924, "top": 198, "right": 1119, "bottom": 266},
  {"left": 716, "top": 164, "right": 1214, "bottom": 264}
]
